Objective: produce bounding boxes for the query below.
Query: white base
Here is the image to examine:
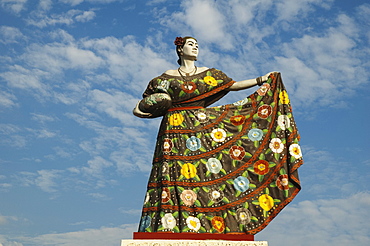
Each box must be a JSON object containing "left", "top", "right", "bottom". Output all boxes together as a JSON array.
[{"left": 121, "top": 240, "right": 268, "bottom": 246}]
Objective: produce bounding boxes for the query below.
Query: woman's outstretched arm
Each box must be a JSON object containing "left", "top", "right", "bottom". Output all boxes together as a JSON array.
[{"left": 227, "top": 72, "right": 276, "bottom": 91}]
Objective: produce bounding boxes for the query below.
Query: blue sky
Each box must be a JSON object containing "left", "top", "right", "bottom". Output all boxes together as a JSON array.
[{"left": 0, "top": 0, "right": 369, "bottom": 245}]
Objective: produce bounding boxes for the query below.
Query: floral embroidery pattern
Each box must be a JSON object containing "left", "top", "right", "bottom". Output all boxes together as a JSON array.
[{"left": 139, "top": 71, "right": 303, "bottom": 236}]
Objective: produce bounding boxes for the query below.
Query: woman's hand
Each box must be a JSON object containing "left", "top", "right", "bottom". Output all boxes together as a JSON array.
[
  {"left": 133, "top": 101, "right": 152, "bottom": 118},
  {"left": 262, "top": 71, "right": 278, "bottom": 82}
]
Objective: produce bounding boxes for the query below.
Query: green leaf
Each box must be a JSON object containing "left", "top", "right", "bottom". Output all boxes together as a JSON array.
[
  {"left": 197, "top": 213, "right": 204, "bottom": 219},
  {"left": 235, "top": 190, "right": 242, "bottom": 197},
  {"left": 254, "top": 141, "right": 259, "bottom": 148},
  {"left": 258, "top": 175, "right": 264, "bottom": 182},
  {"left": 245, "top": 152, "right": 252, "bottom": 158},
  {"left": 265, "top": 187, "right": 270, "bottom": 194},
  {"left": 194, "top": 121, "right": 200, "bottom": 127},
  {"left": 217, "top": 153, "right": 223, "bottom": 160},
  {"left": 251, "top": 216, "right": 258, "bottom": 222},
  {"left": 274, "top": 199, "right": 281, "bottom": 203},
  {"left": 173, "top": 211, "right": 179, "bottom": 218},
  {"left": 228, "top": 210, "right": 236, "bottom": 216},
  {"left": 280, "top": 168, "right": 286, "bottom": 175},
  {"left": 252, "top": 200, "right": 259, "bottom": 205},
  {"left": 222, "top": 197, "right": 230, "bottom": 203},
  {"left": 173, "top": 226, "right": 180, "bottom": 233},
  {"left": 194, "top": 200, "right": 202, "bottom": 207},
  {"left": 269, "top": 162, "right": 276, "bottom": 168},
  {"left": 198, "top": 227, "right": 207, "bottom": 233},
  {"left": 239, "top": 224, "right": 245, "bottom": 232},
  {"left": 274, "top": 152, "right": 280, "bottom": 160},
  {"left": 220, "top": 169, "right": 227, "bottom": 175},
  {"left": 259, "top": 153, "right": 265, "bottom": 160},
  {"left": 179, "top": 91, "right": 186, "bottom": 97},
  {"left": 177, "top": 186, "right": 185, "bottom": 193},
  {"left": 249, "top": 184, "right": 256, "bottom": 189},
  {"left": 181, "top": 211, "right": 189, "bottom": 218},
  {"left": 199, "top": 147, "right": 207, "bottom": 152},
  {"left": 271, "top": 132, "right": 277, "bottom": 139},
  {"left": 202, "top": 187, "right": 210, "bottom": 192},
  {"left": 193, "top": 187, "right": 200, "bottom": 193},
  {"left": 226, "top": 179, "right": 234, "bottom": 185},
  {"left": 232, "top": 160, "right": 238, "bottom": 167},
  {"left": 207, "top": 200, "right": 215, "bottom": 207},
  {"left": 196, "top": 132, "right": 202, "bottom": 138},
  {"left": 237, "top": 125, "right": 243, "bottom": 132},
  {"left": 206, "top": 170, "right": 211, "bottom": 177},
  {"left": 244, "top": 202, "right": 249, "bottom": 209},
  {"left": 219, "top": 184, "right": 226, "bottom": 191},
  {"left": 284, "top": 190, "right": 289, "bottom": 197},
  {"left": 184, "top": 149, "right": 190, "bottom": 156}
]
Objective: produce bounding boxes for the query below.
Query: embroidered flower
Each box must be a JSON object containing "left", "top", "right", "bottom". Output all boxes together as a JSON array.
[
  {"left": 186, "top": 216, "right": 201, "bottom": 231},
  {"left": 195, "top": 110, "right": 209, "bottom": 123},
  {"left": 206, "top": 158, "right": 222, "bottom": 174},
  {"left": 233, "top": 176, "right": 250, "bottom": 192},
  {"left": 229, "top": 146, "right": 246, "bottom": 160},
  {"left": 258, "top": 194, "right": 274, "bottom": 211},
  {"left": 181, "top": 163, "right": 197, "bottom": 179},
  {"left": 162, "top": 162, "right": 169, "bottom": 175},
  {"left": 203, "top": 76, "right": 218, "bottom": 86},
  {"left": 186, "top": 136, "right": 201, "bottom": 151},
  {"left": 208, "top": 188, "right": 224, "bottom": 203},
  {"left": 163, "top": 138, "right": 173, "bottom": 153},
  {"left": 276, "top": 174, "right": 289, "bottom": 190},
  {"left": 233, "top": 98, "right": 249, "bottom": 106},
  {"left": 169, "top": 113, "right": 184, "bottom": 126},
  {"left": 139, "top": 215, "right": 151, "bottom": 232},
  {"left": 161, "top": 213, "right": 176, "bottom": 229},
  {"left": 230, "top": 115, "right": 246, "bottom": 126},
  {"left": 248, "top": 128, "right": 263, "bottom": 141},
  {"left": 278, "top": 115, "right": 291, "bottom": 130},
  {"left": 289, "top": 143, "right": 302, "bottom": 159},
  {"left": 174, "top": 37, "right": 184, "bottom": 46},
  {"left": 161, "top": 187, "right": 171, "bottom": 203},
  {"left": 253, "top": 160, "right": 269, "bottom": 175},
  {"left": 180, "top": 189, "right": 197, "bottom": 206},
  {"left": 157, "top": 79, "right": 170, "bottom": 92},
  {"left": 257, "top": 83, "right": 270, "bottom": 96},
  {"left": 181, "top": 82, "right": 197, "bottom": 93},
  {"left": 211, "top": 128, "right": 227, "bottom": 142},
  {"left": 279, "top": 90, "right": 290, "bottom": 104},
  {"left": 258, "top": 104, "right": 272, "bottom": 119},
  {"left": 236, "top": 208, "right": 252, "bottom": 225},
  {"left": 269, "top": 138, "right": 284, "bottom": 153},
  {"left": 211, "top": 216, "right": 225, "bottom": 233}
]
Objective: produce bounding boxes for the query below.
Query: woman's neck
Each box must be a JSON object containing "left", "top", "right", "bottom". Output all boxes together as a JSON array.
[{"left": 179, "top": 58, "right": 196, "bottom": 72}]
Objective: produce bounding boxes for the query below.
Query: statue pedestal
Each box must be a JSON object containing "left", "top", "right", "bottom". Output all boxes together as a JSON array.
[
  {"left": 121, "top": 232, "right": 267, "bottom": 246},
  {"left": 121, "top": 240, "right": 268, "bottom": 246}
]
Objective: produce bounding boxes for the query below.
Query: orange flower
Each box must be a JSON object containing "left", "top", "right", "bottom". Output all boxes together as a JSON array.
[
  {"left": 211, "top": 216, "right": 225, "bottom": 233},
  {"left": 253, "top": 160, "right": 269, "bottom": 175},
  {"left": 230, "top": 115, "right": 246, "bottom": 126},
  {"left": 169, "top": 113, "right": 184, "bottom": 126},
  {"left": 203, "top": 76, "right": 218, "bottom": 86}
]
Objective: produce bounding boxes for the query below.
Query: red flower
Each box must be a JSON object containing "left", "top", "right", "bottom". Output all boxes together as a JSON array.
[
  {"left": 276, "top": 174, "right": 289, "bottom": 190},
  {"left": 181, "top": 82, "right": 197, "bottom": 93},
  {"left": 253, "top": 160, "right": 269, "bottom": 175},
  {"left": 257, "top": 105, "right": 272, "bottom": 119},
  {"left": 174, "top": 37, "right": 184, "bottom": 46},
  {"left": 229, "top": 146, "right": 246, "bottom": 160},
  {"left": 163, "top": 138, "right": 173, "bottom": 153},
  {"left": 161, "top": 187, "right": 171, "bottom": 203},
  {"left": 230, "top": 115, "right": 246, "bottom": 126},
  {"left": 211, "top": 216, "right": 225, "bottom": 233}
]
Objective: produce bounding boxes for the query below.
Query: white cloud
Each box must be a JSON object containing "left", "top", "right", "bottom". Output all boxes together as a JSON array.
[
  {"left": 257, "top": 192, "right": 370, "bottom": 246},
  {"left": 27, "top": 9, "right": 97, "bottom": 27},
  {"left": 14, "top": 223, "right": 136, "bottom": 246},
  {"left": 0, "top": 0, "right": 27, "bottom": 14},
  {"left": 0, "top": 26, "right": 25, "bottom": 44},
  {"left": 0, "top": 91, "right": 17, "bottom": 108}
]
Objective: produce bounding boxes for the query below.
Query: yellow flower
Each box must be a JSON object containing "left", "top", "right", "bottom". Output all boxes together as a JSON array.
[
  {"left": 203, "top": 76, "right": 218, "bottom": 86},
  {"left": 258, "top": 194, "right": 274, "bottom": 211},
  {"left": 169, "top": 113, "right": 184, "bottom": 126},
  {"left": 279, "top": 90, "right": 290, "bottom": 104},
  {"left": 181, "top": 163, "right": 197, "bottom": 179}
]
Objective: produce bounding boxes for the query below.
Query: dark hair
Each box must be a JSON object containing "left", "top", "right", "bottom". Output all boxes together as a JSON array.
[{"left": 176, "top": 36, "right": 197, "bottom": 65}]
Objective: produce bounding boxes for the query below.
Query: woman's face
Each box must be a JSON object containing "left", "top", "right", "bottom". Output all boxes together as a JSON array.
[{"left": 181, "top": 38, "right": 198, "bottom": 59}]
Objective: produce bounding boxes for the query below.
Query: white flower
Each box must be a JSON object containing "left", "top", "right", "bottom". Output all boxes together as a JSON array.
[
  {"left": 269, "top": 138, "right": 284, "bottom": 153},
  {"left": 233, "top": 98, "right": 249, "bottom": 106},
  {"left": 206, "top": 158, "right": 222, "bottom": 174},
  {"left": 278, "top": 115, "right": 291, "bottom": 130},
  {"left": 289, "top": 144, "right": 302, "bottom": 159},
  {"left": 211, "top": 128, "right": 227, "bottom": 142},
  {"left": 186, "top": 216, "right": 201, "bottom": 231},
  {"left": 161, "top": 213, "right": 176, "bottom": 229}
]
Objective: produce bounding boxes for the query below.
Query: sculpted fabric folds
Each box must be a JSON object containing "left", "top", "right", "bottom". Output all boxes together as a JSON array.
[{"left": 138, "top": 69, "right": 303, "bottom": 235}]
